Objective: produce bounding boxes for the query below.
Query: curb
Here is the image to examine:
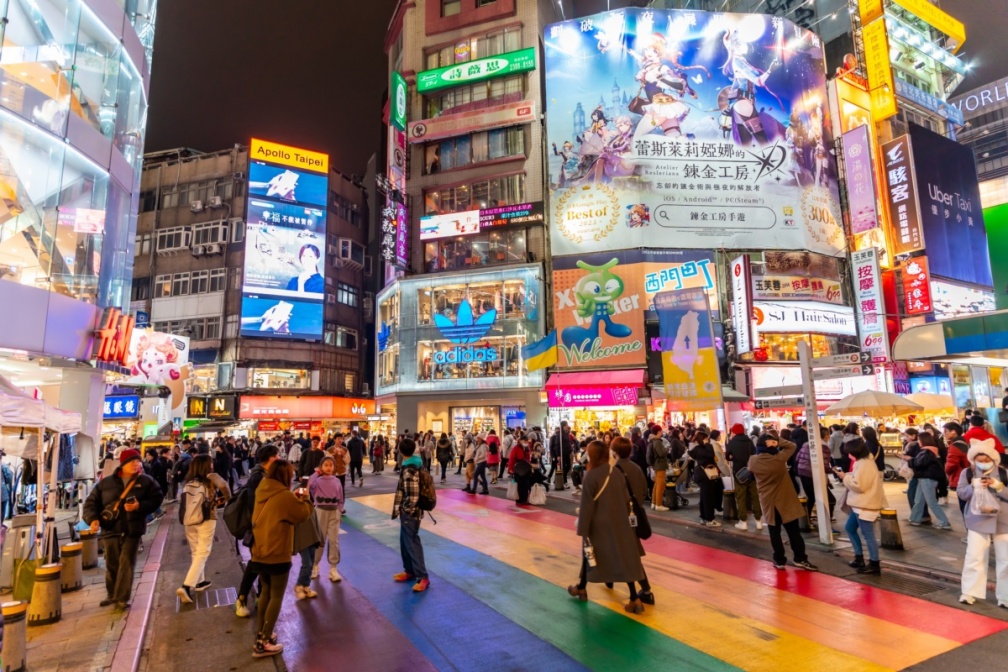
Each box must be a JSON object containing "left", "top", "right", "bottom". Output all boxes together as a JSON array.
[{"left": 108, "top": 517, "right": 171, "bottom": 672}]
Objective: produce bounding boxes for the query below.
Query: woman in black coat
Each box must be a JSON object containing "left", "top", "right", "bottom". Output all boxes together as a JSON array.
[{"left": 688, "top": 431, "right": 723, "bottom": 527}]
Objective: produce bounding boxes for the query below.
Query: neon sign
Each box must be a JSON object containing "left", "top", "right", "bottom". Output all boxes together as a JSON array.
[{"left": 432, "top": 299, "right": 498, "bottom": 365}]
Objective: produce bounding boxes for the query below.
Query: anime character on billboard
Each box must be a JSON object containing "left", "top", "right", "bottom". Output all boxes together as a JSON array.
[
  {"left": 627, "top": 204, "right": 649, "bottom": 228},
  {"left": 560, "top": 259, "right": 633, "bottom": 350},
  {"left": 551, "top": 141, "right": 580, "bottom": 186},
  {"left": 636, "top": 93, "right": 691, "bottom": 138},
  {"left": 128, "top": 331, "right": 192, "bottom": 411},
  {"left": 721, "top": 26, "right": 783, "bottom": 109},
  {"left": 627, "top": 33, "right": 711, "bottom": 106}
]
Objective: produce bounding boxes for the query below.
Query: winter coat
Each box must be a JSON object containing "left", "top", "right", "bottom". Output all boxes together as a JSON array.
[
  {"left": 945, "top": 442, "right": 970, "bottom": 488},
  {"left": 957, "top": 465, "right": 1008, "bottom": 535},
  {"left": 647, "top": 437, "right": 669, "bottom": 472},
  {"left": 842, "top": 458, "right": 887, "bottom": 515},
  {"left": 577, "top": 464, "right": 645, "bottom": 584},
  {"left": 911, "top": 448, "right": 945, "bottom": 482},
  {"left": 436, "top": 438, "right": 453, "bottom": 463},
  {"left": 292, "top": 502, "right": 323, "bottom": 554},
  {"left": 748, "top": 440, "right": 804, "bottom": 526},
  {"left": 251, "top": 478, "right": 311, "bottom": 565},
  {"left": 83, "top": 470, "right": 164, "bottom": 537},
  {"left": 725, "top": 434, "right": 755, "bottom": 475}
]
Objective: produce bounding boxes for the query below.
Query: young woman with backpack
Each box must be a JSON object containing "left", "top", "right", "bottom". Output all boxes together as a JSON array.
[{"left": 176, "top": 455, "right": 231, "bottom": 604}]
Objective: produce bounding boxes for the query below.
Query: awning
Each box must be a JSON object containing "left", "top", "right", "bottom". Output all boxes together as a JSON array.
[
  {"left": 189, "top": 349, "right": 219, "bottom": 366},
  {"left": 892, "top": 310, "right": 1008, "bottom": 364},
  {"left": 721, "top": 386, "right": 750, "bottom": 403},
  {"left": 545, "top": 370, "right": 645, "bottom": 389}
]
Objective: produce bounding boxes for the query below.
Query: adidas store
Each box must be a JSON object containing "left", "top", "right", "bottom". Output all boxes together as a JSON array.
[{"left": 375, "top": 264, "right": 547, "bottom": 436}]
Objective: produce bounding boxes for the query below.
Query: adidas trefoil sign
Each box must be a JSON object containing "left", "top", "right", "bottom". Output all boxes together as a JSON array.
[{"left": 433, "top": 299, "right": 498, "bottom": 365}]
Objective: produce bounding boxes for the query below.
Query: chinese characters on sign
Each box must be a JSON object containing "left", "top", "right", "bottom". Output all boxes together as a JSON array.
[
  {"left": 395, "top": 202, "right": 409, "bottom": 268},
  {"left": 415, "top": 47, "right": 536, "bottom": 94},
  {"left": 752, "top": 275, "right": 843, "bottom": 304},
  {"left": 851, "top": 248, "right": 890, "bottom": 362},
  {"left": 842, "top": 125, "right": 880, "bottom": 234},
  {"left": 863, "top": 18, "right": 897, "bottom": 120},
  {"left": 644, "top": 258, "right": 715, "bottom": 295},
  {"left": 902, "top": 257, "right": 933, "bottom": 315},
  {"left": 479, "top": 202, "right": 545, "bottom": 229},
  {"left": 730, "top": 256, "right": 753, "bottom": 355},
  {"left": 881, "top": 135, "right": 923, "bottom": 255},
  {"left": 103, "top": 395, "right": 139, "bottom": 420}
]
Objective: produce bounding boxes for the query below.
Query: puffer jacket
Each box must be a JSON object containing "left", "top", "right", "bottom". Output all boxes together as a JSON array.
[
  {"left": 436, "top": 438, "right": 453, "bottom": 463},
  {"left": 911, "top": 448, "right": 945, "bottom": 482},
  {"left": 842, "top": 458, "right": 887, "bottom": 513}
]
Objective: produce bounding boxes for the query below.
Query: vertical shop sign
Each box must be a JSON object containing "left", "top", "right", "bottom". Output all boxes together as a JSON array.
[
  {"left": 842, "top": 125, "right": 880, "bottom": 234},
  {"left": 395, "top": 202, "right": 409, "bottom": 268},
  {"left": 729, "top": 255, "right": 753, "bottom": 355},
  {"left": 390, "top": 72, "right": 407, "bottom": 132},
  {"left": 850, "top": 248, "right": 890, "bottom": 362},
  {"left": 882, "top": 135, "right": 924, "bottom": 255},
  {"left": 863, "top": 19, "right": 897, "bottom": 120},
  {"left": 654, "top": 288, "right": 722, "bottom": 412},
  {"left": 902, "top": 257, "right": 933, "bottom": 315}
]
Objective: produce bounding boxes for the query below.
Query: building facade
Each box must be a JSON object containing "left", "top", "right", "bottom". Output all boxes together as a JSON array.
[
  {"left": 133, "top": 142, "right": 376, "bottom": 437},
  {"left": 0, "top": 0, "right": 158, "bottom": 476}
]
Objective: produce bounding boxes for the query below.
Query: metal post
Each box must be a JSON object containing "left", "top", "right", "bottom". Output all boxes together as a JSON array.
[
  {"left": 799, "top": 340, "right": 833, "bottom": 546},
  {"left": 43, "top": 434, "right": 61, "bottom": 563}
]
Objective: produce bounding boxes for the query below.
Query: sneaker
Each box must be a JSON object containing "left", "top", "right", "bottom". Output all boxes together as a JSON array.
[
  {"left": 294, "top": 585, "right": 308, "bottom": 600},
  {"left": 413, "top": 578, "right": 430, "bottom": 592},
  {"left": 756, "top": 519, "right": 764, "bottom": 530},
  {"left": 329, "top": 567, "right": 342, "bottom": 583},
  {"left": 252, "top": 639, "right": 284, "bottom": 658},
  {"left": 360, "top": 476, "right": 365, "bottom": 486},
  {"left": 935, "top": 524, "right": 953, "bottom": 530},
  {"left": 176, "top": 586, "right": 193, "bottom": 604},
  {"left": 301, "top": 586, "right": 318, "bottom": 598},
  {"left": 998, "top": 602, "right": 1008, "bottom": 609},
  {"left": 735, "top": 521, "right": 748, "bottom": 530},
  {"left": 441, "top": 478, "right": 446, "bottom": 483},
  {"left": 938, "top": 497, "right": 948, "bottom": 506},
  {"left": 908, "top": 520, "right": 922, "bottom": 526},
  {"left": 654, "top": 505, "right": 669, "bottom": 512},
  {"left": 393, "top": 572, "right": 416, "bottom": 583},
  {"left": 792, "top": 560, "right": 819, "bottom": 571},
  {"left": 703, "top": 520, "right": 721, "bottom": 528},
  {"left": 235, "top": 597, "right": 250, "bottom": 618},
  {"left": 100, "top": 598, "right": 115, "bottom": 607},
  {"left": 959, "top": 594, "right": 976, "bottom": 605},
  {"left": 772, "top": 561, "right": 787, "bottom": 570},
  {"left": 195, "top": 580, "right": 212, "bottom": 592},
  {"left": 311, "top": 564, "right": 320, "bottom": 580}
]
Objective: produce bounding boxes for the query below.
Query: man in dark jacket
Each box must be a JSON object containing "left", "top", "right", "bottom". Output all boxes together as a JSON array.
[
  {"left": 347, "top": 430, "right": 367, "bottom": 487},
  {"left": 298, "top": 436, "right": 325, "bottom": 479},
  {"left": 547, "top": 422, "right": 574, "bottom": 488},
  {"left": 630, "top": 429, "right": 652, "bottom": 500},
  {"left": 83, "top": 449, "right": 163, "bottom": 609},
  {"left": 725, "top": 423, "right": 762, "bottom": 530}
]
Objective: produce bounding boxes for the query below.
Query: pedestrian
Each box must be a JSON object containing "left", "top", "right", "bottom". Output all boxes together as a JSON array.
[
  {"left": 463, "top": 436, "right": 477, "bottom": 489},
  {"left": 726, "top": 423, "right": 762, "bottom": 531},
  {"left": 435, "top": 433, "right": 453, "bottom": 483},
  {"left": 214, "top": 442, "right": 235, "bottom": 491},
  {"left": 748, "top": 434, "right": 818, "bottom": 571},
  {"left": 176, "top": 454, "right": 231, "bottom": 603},
  {"left": 308, "top": 456, "right": 345, "bottom": 583},
  {"left": 467, "top": 433, "right": 490, "bottom": 495},
  {"left": 249, "top": 460, "right": 311, "bottom": 657},
  {"left": 646, "top": 426, "right": 669, "bottom": 512},
  {"left": 958, "top": 438, "right": 1008, "bottom": 607},
  {"left": 567, "top": 440, "right": 647, "bottom": 613},
  {"left": 500, "top": 429, "right": 515, "bottom": 482},
  {"left": 83, "top": 448, "right": 164, "bottom": 610},
  {"left": 392, "top": 439, "right": 430, "bottom": 592},
  {"left": 347, "top": 430, "right": 366, "bottom": 487},
  {"left": 796, "top": 426, "right": 835, "bottom": 525},
  {"left": 486, "top": 429, "right": 502, "bottom": 485},
  {"left": 862, "top": 426, "right": 886, "bottom": 475},
  {"left": 298, "top": 436, "right": 325, "bottom": 480},
  {"left": 422, "top": 431, "right": 436, "bottom": 472},
  {"left": 611, "top": 436, "right": 656, "bottom": 606},
  {"left": 837, "top": 437, "right": 887, "bottom": 575},
  {"left": 944, "top": 421, "right": 971, "bottom": 520},
  {"left": 688, "top": 431, "right": 722, "bottom": 527},
  {"left": 827, "top": 424, "right": 844, "bottom": 469},
  {"left": 908, "top": 432, "right": 953, "bottom": 530},
  {"left": 508, "top": 433, "right": 534, "bottom": 504},
  {"left": 235, "top": 443, "right": 279, "bottom": 618}
]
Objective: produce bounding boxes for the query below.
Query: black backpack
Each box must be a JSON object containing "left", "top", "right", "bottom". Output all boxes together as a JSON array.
[{"left": 222, "top": 486, "right": 252, "bottom": 541}]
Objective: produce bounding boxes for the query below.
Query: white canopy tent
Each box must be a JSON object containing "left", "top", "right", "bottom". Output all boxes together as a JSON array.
[{"left": 0, "top": 373, "right": 81, "bottom": 561}]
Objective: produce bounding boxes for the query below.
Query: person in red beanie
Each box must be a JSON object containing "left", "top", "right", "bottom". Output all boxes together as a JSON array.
[
  {"left": 726, "top": 423, "right": 762, "bottom": 530},
  {"left": 83, "top": 448, "right": 163, "bottom": 610}
]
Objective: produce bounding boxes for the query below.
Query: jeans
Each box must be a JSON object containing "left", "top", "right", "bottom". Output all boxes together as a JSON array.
[
  {"left": 910, "top": 478, "right": 949, "bottom": 526},
  {"left": 183, "top": 518, "right": 216, "bottom": 587},
  {"left": 962, "top": 530, "right": 1008, "bottom": 603},
  {"left": 349, "top": 460, "right": 364, "bottom": 485},
  {"left": 845, "top": 510, "right": 880, "bottom": 562},
  {"left": 907, "top": 477, "right": 931, "bottom": 520},
  {"left": 652, "top": 470, "right": 667, "bottom": 508},
  {"left": 296, "top": 546, "right": 316, "bottom": 586},
  {"left": 471, "top": 462, "right": 489, "bottom": 493},
  {"left": 399, "top": 514, "right": 427, "bottom": 580},
  {"left": 439, "top": 460, "right": 449, "bottom": 480},
  {"left": 734, "top": 479, "right": 762, "bottom": 521},
  {"left": 103, "top": 534, "right": 140, "bottom": 602},
  {"left": 314, "top": 508, "right": 342, "bottom": 567},
  {"left": 768, "top": 509, "right": 807, "bottom": 565}
]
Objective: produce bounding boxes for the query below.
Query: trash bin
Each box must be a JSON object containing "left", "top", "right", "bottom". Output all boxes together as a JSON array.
[
  {"left": 879, "top": 508, "right": 904, "bottom": 551},
  {"left": 27, "top": 564, "right": 61, "bottom": 627},
  {"left": 79, "top": 530, "right": 99, "bottom": 569},
  {"left": 60, "top": 543, "right": 83, "bottom": 593}
]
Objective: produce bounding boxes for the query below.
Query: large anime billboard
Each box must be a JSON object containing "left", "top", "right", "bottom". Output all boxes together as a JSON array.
[{"left": 545, "top": 9, "right": 844, "bottom": 257}]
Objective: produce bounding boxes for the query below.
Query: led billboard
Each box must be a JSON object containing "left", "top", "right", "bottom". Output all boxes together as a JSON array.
[
  {"left": 242, "top": 139, "right": 329, "bottom": 341},
  {"left": 544, "top": 9, "right": 844, "bottom": 258}
]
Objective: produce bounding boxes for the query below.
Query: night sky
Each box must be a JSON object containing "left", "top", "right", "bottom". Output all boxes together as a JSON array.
[{"left": 144, "top": 1, "right": 1004, "bottom": 175}]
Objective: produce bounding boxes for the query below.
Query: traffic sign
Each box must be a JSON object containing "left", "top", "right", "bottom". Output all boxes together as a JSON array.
[
  {"left": 810, "top": 352, "right": 871, "bottom": 368},
  {"left": 753, "top": 385, "right": 805, "bottom": 399},
  {"left": 754, "top": 397, "right": 804, "bottom": 410},
  {"left": 811, "top": 364, "right": 875, "bottom": 381}
]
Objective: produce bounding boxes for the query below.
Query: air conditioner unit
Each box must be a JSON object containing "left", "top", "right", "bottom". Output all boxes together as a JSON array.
[
  {"left": 337, "top": 238, "right": 365, "bottom": 270},
  {"left": 233, "top": 171, "right": 246, "bottom": 181},
  {"left": 190, "top": 200, "right": 204, "bottom": 213},
  {"left": 205, "top": 243, "right": 222, "bottom": 255},
  {"left": 209, "top": 196, "right": 223, "bottom": 208},
  {"left": 192, "top": 245, "right": 205, "bottom": 257}
]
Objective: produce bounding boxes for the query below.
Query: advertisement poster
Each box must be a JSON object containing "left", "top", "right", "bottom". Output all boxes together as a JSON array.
[
  {"left": 906, "top": 123, "right": 992, "bottom": 287},
  {"left": 420, "top": 210, "right": 481, "bottom": 240},
  {"left": 902, "top": 256, "right": 933, "bottom": 315},
  {"left": 881, "top": 135, "right": 924, "bottom": 255},
  {"left": 242, "top": 139, "right": 329, "bottom": 341},
  {"left": 984, "top": 204, "right": 1008, "bottom": 310},
  {"left": 544, "top": 9, "right": 844, "bottom": 258},
  {"left": 395, "top": 202, "right": 410, "bottom": 268},
  {"left": 850, "top": 248, "right": 890, "bottom": 362},
  {"left": 125, "top": 329, "right": 192, "bottom": 413},
  {"left": 842, "top": 125, "right": 880, "bottom": 234},
  {"left": 751, "top": 300, "right": 857, "bottom": 336},
  {"left": 655, "top": 288, "right": 722, "bottom": 411},
  {"left": 553, "top": 249, "right": 717, "bottom": 369},
  {"left": 730, "top": 255, "right": 752, "bottom": 355},
  {"left": 752, "top": 274, "right": 842, "bottom": 304}
]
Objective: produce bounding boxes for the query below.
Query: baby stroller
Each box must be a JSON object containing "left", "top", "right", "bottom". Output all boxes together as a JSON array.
[{"left": 665, "top": 457, "right": 690, "bottom": 509}]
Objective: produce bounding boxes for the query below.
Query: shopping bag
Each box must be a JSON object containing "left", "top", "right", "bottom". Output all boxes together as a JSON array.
[
  {"left": 529, "top": 484, "right": 547, "bottom": 506},
  {"left": 506, "top": 480, "right": 518, "bottom": 501},
  {"left": 970, "top": 486, "right": 1001, "bottom": 516}
]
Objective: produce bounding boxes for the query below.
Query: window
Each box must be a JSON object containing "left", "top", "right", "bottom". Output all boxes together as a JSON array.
[
  {"left": 425, "top": 126, "right": 524, "bottom": 174},
  {"left": 343, "top": 372, "right": 356, "bottom": 393},
  {"left": 161, "top": 190, "right": 179, "bottom": 209},
  {"left": 324, "top": 325, "right": 336, "bottom": 346},
  {"left": 327, "top": 294, "right": 336, "bottom": 305},
  {"left": 232, "top": 219, "right": 245, "bottom": 243},
  {"left": 424, "top": 74, "right": 525, "bottom": 118},
  {"left": 331, "top": 193, "right": 363, "bottom": 227},
  {"left": 335, "top": 327, "right": 358, "bottom": 350},
  {"left": 205, "top": 317, "right": 221, "bottom": 340},
  {"left": 156, "top": 226, "right": 189, "bottom": 252},
  {"left": 209, "top": 269, "right": 226, "bottom": 292},
  {"left": 441, "top": 0, "right": 460, "bottom": 17},
  {"left": 337, "top": 283, "right": 359, "bottom": 307},
  {"left": 130, "top": 277, "right": 150, "bottom": 302},
  {"left": 424, "top": 174, "right": 525, "bottom": 215},
  {"left": 192, "top": 221, "right": 228, "bottom": 246},
  {"left": 139, "top": 190, "right": 157, "bottom": 213},
  {"left": 426, "top": 26, "right": 520, "bottom": 70},
  {"left": 171, "top": 272, "right": 190, "bottom": 296},
  {"left": 154, "top": 274, "right": 172, "bottom": 298},
  {"left": 225, "top": 314, "right": 239, "bottom": 339},
  {"left": 134, "top": 233, "right": 152, "bottom": 257},
  {"left": 424, "top": 227, "right": 527, "bottom": 271},
  {"left": 191, "top": 270, "right": 209, "bottom": 294}
]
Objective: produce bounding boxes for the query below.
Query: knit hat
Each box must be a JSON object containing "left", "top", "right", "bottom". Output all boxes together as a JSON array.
[
  {"left": 118, "top": 448, "right": 141, "bottom": 466},
  {"left": 967, "top": 438, "right": 999, "bottom": 465},
  {"left": 731, "top": 423, "right": 745, "bottom": 436}
]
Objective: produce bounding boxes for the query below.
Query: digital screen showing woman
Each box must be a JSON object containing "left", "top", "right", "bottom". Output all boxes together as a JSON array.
[{"left": 286, "top": 243, "right": 323, "bottom": 294}]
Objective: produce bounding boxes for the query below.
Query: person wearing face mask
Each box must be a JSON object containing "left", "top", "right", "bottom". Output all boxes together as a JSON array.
[{"left": 958, "top": 438, "right": 1008, "bottom": 608}]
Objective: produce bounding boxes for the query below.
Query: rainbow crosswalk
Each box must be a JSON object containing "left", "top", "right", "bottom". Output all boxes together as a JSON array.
[{"left": 295, "top": 490, "right": 1007, "bottom": 672}]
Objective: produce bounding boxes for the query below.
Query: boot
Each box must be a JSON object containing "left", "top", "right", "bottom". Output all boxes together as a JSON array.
[
  {"left": 847, "top": 555, "right": 865, "bottom": 569},
  {"left": 857, "top": 560, "right": 881, "bottom": 575}
]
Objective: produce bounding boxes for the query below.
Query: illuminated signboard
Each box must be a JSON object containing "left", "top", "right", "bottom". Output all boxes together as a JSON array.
[
  {"left": 57, "top": 207, "right": 105, "bottom": 234},
  {"left": 851, "top": 248, "right": 890, "bottom": 362},
  {"left": 479, "top": 202, "right": 544, "bottom": 229},
  {"left": 842, "top": 125, "right": 880, "bottom": 235},
  {"left": 94, "top": 308, "right": 135, "bottom": 366},
  {"left": 889, "top": 0, "right": 965, "bottom": 53},
  {"left": 391, "top": 71, "right": 407, "bottom": 132},
  {"left": 881, "top": 135, "right": 924, "bottom": 255},
  {"left": 416, "top": 47, "right": 536, "bottom": 94},
  {"left": 545, "top": 9, "right": 843, "bottom": 258},
  {"left": 752, "top": 301, "right": 857, "bottom": 337},
  {"left": 187, "top": 396, "right": 207, "bottom": 419},
  {"left": 103, "top": 395, "right": 139, "bottom": 420},
  {"left": 207, "top": 395, "right": 237, "bottom": 420},
  {"left": 420, "top": 210, "right": 480, "bottom": 241},
  {"left": 863, "top": 19, "right": 897, "bottom": 121},
  {"left": 408, "top": 99, "right": 536, "bottom": 144},
  {"left": 381, "top": 200, "right": 410, "bottom": 268},
  {"left": 902, "top": 257, "right": 933, "bottom": 315},
  {"left": 730, "top": 256, "right": 753, "bottom": 355},
  {"left": 241, "top": 139, "right": 329, "bottom": 341}
]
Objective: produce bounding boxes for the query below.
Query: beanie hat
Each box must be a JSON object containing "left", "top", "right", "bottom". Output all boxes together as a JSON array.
[
  {"left": 967, "top": 438, "right": 1000, "bottom": 465},
  {"left": 731, "top": 423, "right": 745, "bottom": 436},
  {"left": 118, "top": 448, "right": 141, "bottom": 466}
]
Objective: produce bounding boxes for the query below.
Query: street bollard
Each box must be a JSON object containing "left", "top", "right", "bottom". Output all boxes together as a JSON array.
[
  {"left": 2, "top": 600, "right": 27, "bottom": 672},
  {"left": 797, "top": 497, "right": 811, "bottom": 532},
  {"left": 721, "top": 490, "right": 738, "bottom": 522},
  {"left": 79, "top": 530, "right": 99, "bottom": 569},
  {"left": 27, "top": 564, "right": 62, "bottom": 627},
  {"left": 60, "top": 543, "right": 83, "bottom": 593},
  {"left": 879, "top": 508, "right": 904, "bottom": 551}
]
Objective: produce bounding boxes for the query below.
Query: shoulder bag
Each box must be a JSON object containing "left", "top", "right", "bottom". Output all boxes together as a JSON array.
[
  {"left": 99, "top": 477, "right": 138, "bottom": 527},
  {"left": 614, "top": 464, "right": 652, "bottom": 540}
]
